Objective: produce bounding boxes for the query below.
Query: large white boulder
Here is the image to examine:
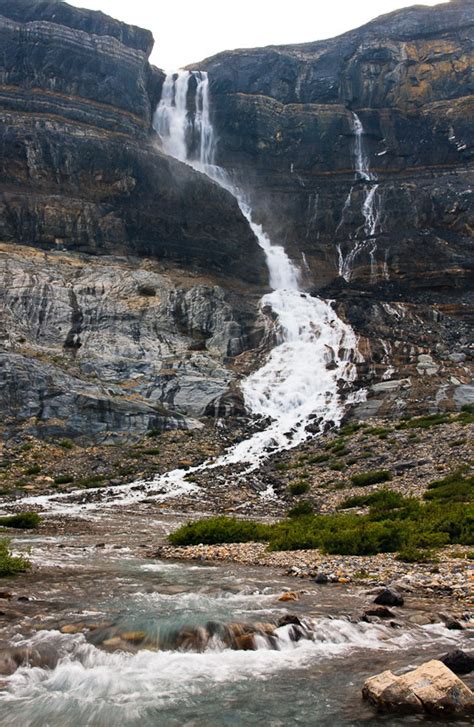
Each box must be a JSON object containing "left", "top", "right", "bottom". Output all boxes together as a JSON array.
[{"left": 362, "top": 659, "right": 474, "bottom": 717}]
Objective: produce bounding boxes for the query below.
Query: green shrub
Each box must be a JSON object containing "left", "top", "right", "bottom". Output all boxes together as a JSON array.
[
  {"left": 0, "top": 539, "right": 31, "bottom": 576},
  {"left": 54, "top": 474, "right": 74, "bottom": 485},
  {"left": 365, "top": 426, "right": 392, "bottom": 437},
  {"left": 307, "top": 453, "right": 331, "bottom": 464},
  {"left": 76, "top": 475, "right": 106, "bottom": 488},
  {"left": 350, "top": 470, "right": 392, "bottom": 487},
  {"left": 168, "top": 516, "right": 272, "bottom": 546},
  {"left": 397, "top": 413, "right": 450, "bottom": 430},
  {"left": 397, "top": 546, "right": 436, "bottom": 563},
  {"left": 339, "top": 423, "right": 364, "bottom": 436},
  {"left": 288, "top": 481, "right": 310, "bottom": 496},
  {"left": 329, "top": 461, "right": 345, "bottom": 472},
  {"left": 424, "top": 471, "right": 473, "bottom": 503},
  {"left": 339, "top": 489, "right": 404, "bottom": 510},
  {"left": 461, "top": 403, "right": 474, "bottom": 414},
  {"left": 25, "top": 464, "right": 41, "bottom": 476},
  {"left": 0, "top": 511, "right": 41, "bottom": 529},
  {"left": 58, "top": 439, "right": 74, "bottom": 450},
  {"left": 287, "top": 501, "right": 314, "bottom": 518},
  {"left": 168, "top": 496, "right": 473, "bottom": 555}
]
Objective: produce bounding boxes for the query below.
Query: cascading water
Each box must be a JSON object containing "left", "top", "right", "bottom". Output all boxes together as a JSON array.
[
  {"left": 338, "top": 112, "right": 381, "bottom": 282},
  {"left": 13, "top": 70, "right": 361, "bottom": 516},
  {"left": 154, "top": 70, "right": 360, "bottom": 466}
]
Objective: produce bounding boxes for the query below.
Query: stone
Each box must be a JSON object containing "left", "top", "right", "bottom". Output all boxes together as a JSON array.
[
  {"left": 441, "top": 650, "right": 474, "bottom": 676},
  {"left": 362, "top": 660, "right": 474, "bottom": 716},
  {"left": 440, "top": 613, "right": 464, "bottom": 630},
  {"left": 277, "top": 614, "right": 303, "bottom": 628},
  {"left": 60, "top": 623, "right": 86, "bottom": 634},
  {"left": 233, "top": 634, "right": 256, "bottom": 651},
  {"left": 120, "top": 631, "right": 147, "bottom": 644},
  {"left": 364, "top": 606, "right": 395, "bottom": 619},
  {"left": 314, "top": 573, "right": 329, "bottom": 584},
  {"left": 374, "top": 589, "right": 404, "bottom": 607},
  {"left": 278, "top": 591, "right": 299, "bottom": 602}
]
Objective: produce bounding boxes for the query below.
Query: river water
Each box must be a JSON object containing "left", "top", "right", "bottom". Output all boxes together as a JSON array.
[{"left": 0, "top": 521, "right": 470, "bottom": 727}]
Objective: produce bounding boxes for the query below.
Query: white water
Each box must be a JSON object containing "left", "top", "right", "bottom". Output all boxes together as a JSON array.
[
  {"left": 8, "top": 72, "right": 361, "bottom": 516},
  {"left": 154, "top": 71, "right": 359, "bottom": 461},
  {"left": 338, "top": 112, "right": 381, "bottom": 282}
]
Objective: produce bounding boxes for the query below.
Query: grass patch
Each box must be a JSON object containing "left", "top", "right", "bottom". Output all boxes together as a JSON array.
[
  {"left": 350, "top": 470, "right": 391, "bottom": 487},
  {"left": 339, "top": 423, "right": 365, "bottom": 436},
  {"left": 365, "top": 426, "right": 392, "bottom": 437},
  {"left": 168, "top": 516, "right": 272, "bottom": 546},
  {"left": 288, "top": 481, "right": 310, "bottom": 496},
  {"left": 0, "top": 512, "right": 41, "bottom": 529},
  {"left": 397, "top": 546, "right": 437, "bottom": 563},
  {"left": 423, "top": 470, "right": 473, "bottom": 503},
  {"left": 307, "top": 453, "right": 331, "bottom": 464},
  {"left": 329, "top": 461, "right": 345, "bottom": 472},
  {"left": 76, "top": 475, "right": 106, "bottom": 488},
  {"left": 0, "top": 539, "right": 31, "bottom": 576}
]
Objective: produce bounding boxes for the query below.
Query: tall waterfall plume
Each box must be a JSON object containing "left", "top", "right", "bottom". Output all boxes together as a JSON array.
[{"left": 154, "top": 71, "right": 360, "bottom": 464}]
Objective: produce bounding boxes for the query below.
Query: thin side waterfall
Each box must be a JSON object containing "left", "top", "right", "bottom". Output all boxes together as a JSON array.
[{"left": 338, "top": 112, "right": 381, "bottom": 281}]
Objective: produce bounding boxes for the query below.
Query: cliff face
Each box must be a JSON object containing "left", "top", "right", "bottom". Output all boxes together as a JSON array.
[
  {"left": 0, "top": 0, "right": 265, "bottom": 284},
  {"left": 0, "top": 242, "right": 264, "bottom": 442},
  {"left": 0, "top": 0, "right": 267, "bottom": 442},
  {"left": 198, "top": 0, "right": 473, "bottom": 296},
  {"left": 193, "top": 0, "right": 473, "bottom": 417}
]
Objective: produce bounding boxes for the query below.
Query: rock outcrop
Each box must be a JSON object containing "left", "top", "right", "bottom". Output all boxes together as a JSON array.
[
  {"left": 0, "top": 0, "right": 268, "bottom": 442},
  {"left": 0, "top": 243, "right": 262, "bottom": 442},
  {"left": 0, "top": 0, "right": 265, "bottom": 284}
]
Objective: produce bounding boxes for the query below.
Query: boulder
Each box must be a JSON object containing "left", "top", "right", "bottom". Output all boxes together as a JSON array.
[
  {"left": 441, "top": 650, "right": 474, "bottom": 676},
  {"left": 373, "top": 589, "right": 404, "bottom": 607},
  {"left": 362, "top": 660, "right": 474, "bottom": 716}
]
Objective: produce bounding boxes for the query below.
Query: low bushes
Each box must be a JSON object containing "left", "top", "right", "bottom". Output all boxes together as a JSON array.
[
  {"left": 288, "top": 481, "right": 310, "bottom": 496},
  {"left": 169, "top": 494, "right": 473, "bottom": 556},
  {"left": 424, "top": 471, "right": 473, "bottom": 503},
  {"left": 0, "top": 511, "right": 41, "bottom": 529},
  {"left": 168, "top": 516, "right": 272, "bottom": 546},
  {"left": 0, "top": 539, "right": 31, "bottom": 576},
  {"left": 350, "top": 470, "right": 391, "bottom": 487},
  {"left": 338, "top": 489, "right": 405, "bottom": 511}
]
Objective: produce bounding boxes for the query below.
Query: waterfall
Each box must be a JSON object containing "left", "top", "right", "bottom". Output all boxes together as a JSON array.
[
  {"left": 338, "top": 112, "right": 380, "bottom": 281},
  {"left": 154, "top": 71, "right": 360, "bottom": 464},
  {"left": 14, "top": 71, "right": 362, "bottom": 516}
]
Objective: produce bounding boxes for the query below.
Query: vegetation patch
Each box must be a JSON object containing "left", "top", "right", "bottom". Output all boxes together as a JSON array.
[
  {"left": 350, "top": 470, "right": 392, "bottom": 487},
  {"left": 54, "top": 474, "right": 74, "bottom": 485},
  {"left": 288, "top": 481, "right": 310, "bottom": 496},
  {"left": 288, "top": 501, "right": 314, "bottom": 518},
  {"left": 168, "top": 516, "right": 272, "bottom": 546},
  {"left": 338, "top": 489, "right": 405, "bottom": 511},
  {"left": 169, "top": 492, "right": 473, "bottom": 556},
  {"left": 423, "top": 470, "right": 473, "bottom": 503},
  {"left": 0, "top": 539, "right": 31, "bottom": 576},
  {"left": 0, "top": 511, "right": 41, "bottom": 529}
]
